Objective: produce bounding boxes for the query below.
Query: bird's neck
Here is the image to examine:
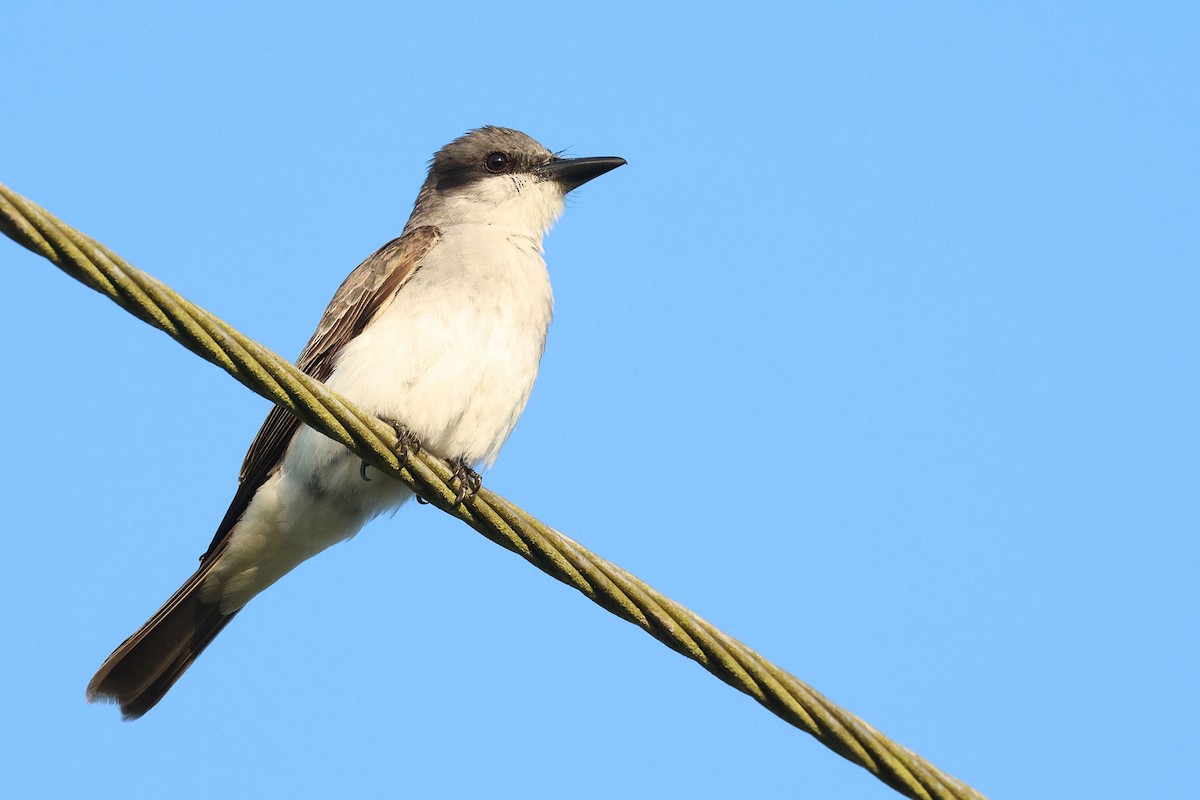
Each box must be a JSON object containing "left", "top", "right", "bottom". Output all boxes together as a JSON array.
[{"left": 405, "top": 186, "right": 565, "bottom": 244}]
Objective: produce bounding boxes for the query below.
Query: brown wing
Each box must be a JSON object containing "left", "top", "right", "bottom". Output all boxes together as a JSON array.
[{"left": 199, "top": 225, "right": 441, "bottom": 561}]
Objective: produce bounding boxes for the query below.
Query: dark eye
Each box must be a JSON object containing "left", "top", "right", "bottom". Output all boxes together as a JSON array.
[{"left": 485, "top": 152, "right": 509, "bottom": 173}]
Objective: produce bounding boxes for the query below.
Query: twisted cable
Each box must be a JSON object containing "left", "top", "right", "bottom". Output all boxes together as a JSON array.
[{"left": 0, "top": 182, "right": 986, "bottom": 800}]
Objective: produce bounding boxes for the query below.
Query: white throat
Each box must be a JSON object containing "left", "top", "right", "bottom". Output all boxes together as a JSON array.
[{"left": 412, "top": 173, "right": 567, "bottom": 242}]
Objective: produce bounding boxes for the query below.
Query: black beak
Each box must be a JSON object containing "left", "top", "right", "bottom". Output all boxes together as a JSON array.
[{"left": 538, "top": 156, "right": 627, "bottom": 191}]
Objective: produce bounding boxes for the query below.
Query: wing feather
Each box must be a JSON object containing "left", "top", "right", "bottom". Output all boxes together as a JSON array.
[{"left": 199, "top": 225, "right": 440, "bottom": 560}]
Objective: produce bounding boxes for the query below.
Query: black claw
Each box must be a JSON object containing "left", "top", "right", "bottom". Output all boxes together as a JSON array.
[
  {"left": 381, "top": 418, "right": 422, "bottom": 467},
  {"left": 363, "top": 418, "right": 421, "bottom": 483},
  {"left": 449, "top": 458, "right": 482, "bottom": 505}
]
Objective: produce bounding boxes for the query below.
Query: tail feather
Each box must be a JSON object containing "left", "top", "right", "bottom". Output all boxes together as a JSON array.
[{"left": 87, "top": 562, "right": 237, "bottom": 719}]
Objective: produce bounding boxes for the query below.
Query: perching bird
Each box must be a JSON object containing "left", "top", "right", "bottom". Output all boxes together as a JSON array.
[{"left": 87, "top": 126, "right": 625, "bottom": 718}]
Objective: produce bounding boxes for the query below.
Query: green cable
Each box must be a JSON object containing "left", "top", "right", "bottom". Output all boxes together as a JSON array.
[{"left": 0, "top": 182, "right": 987, "bottom": 800}]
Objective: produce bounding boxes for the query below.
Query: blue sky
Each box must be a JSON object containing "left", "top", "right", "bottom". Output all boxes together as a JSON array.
[{"left": 2, "top": 3, "right": 1196, "bottom": 798}]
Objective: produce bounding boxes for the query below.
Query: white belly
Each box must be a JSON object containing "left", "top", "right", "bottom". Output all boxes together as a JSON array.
[{"left": 207, "top": 226, "right": 554, "bottom": 611}]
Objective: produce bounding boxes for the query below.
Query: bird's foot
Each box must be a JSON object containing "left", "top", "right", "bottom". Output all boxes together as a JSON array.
[
  {"left": 448, "top": 457, "right": 482, "bottom": 505},
  {"left": 391, "top": 423, "right": 423, "bottom": 464},
  {"left": 360, "top": 419, "right": 423, "bottom": 481}
]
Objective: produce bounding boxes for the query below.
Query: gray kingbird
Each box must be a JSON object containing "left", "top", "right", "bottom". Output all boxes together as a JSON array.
[{"left": 87, "top": 126, "right": 626, "bottom": 718}]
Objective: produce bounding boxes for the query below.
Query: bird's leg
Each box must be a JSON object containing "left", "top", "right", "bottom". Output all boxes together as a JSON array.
[
  {"left": 448, "top": 457, "right": 482, "bottom": 505},
  {"left": 360, "top": 418, "right": 422, "bottom": 481}
]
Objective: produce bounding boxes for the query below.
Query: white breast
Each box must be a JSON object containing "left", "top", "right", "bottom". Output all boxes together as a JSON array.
[
  {"left": 209, "top": 224, "right": 555, "bottom": 611},
  {"left": 315, "top": 223, "right": 553, "bottom": 467}
]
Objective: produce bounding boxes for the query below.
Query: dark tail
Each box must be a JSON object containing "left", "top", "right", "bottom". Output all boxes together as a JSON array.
[{"left": 87, "top": 562, "right": 238, "bottom": 719}]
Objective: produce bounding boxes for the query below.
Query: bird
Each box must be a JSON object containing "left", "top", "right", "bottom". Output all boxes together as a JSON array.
[{"left": 86, "top": 126, "right": 626, "bottom": 719}]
